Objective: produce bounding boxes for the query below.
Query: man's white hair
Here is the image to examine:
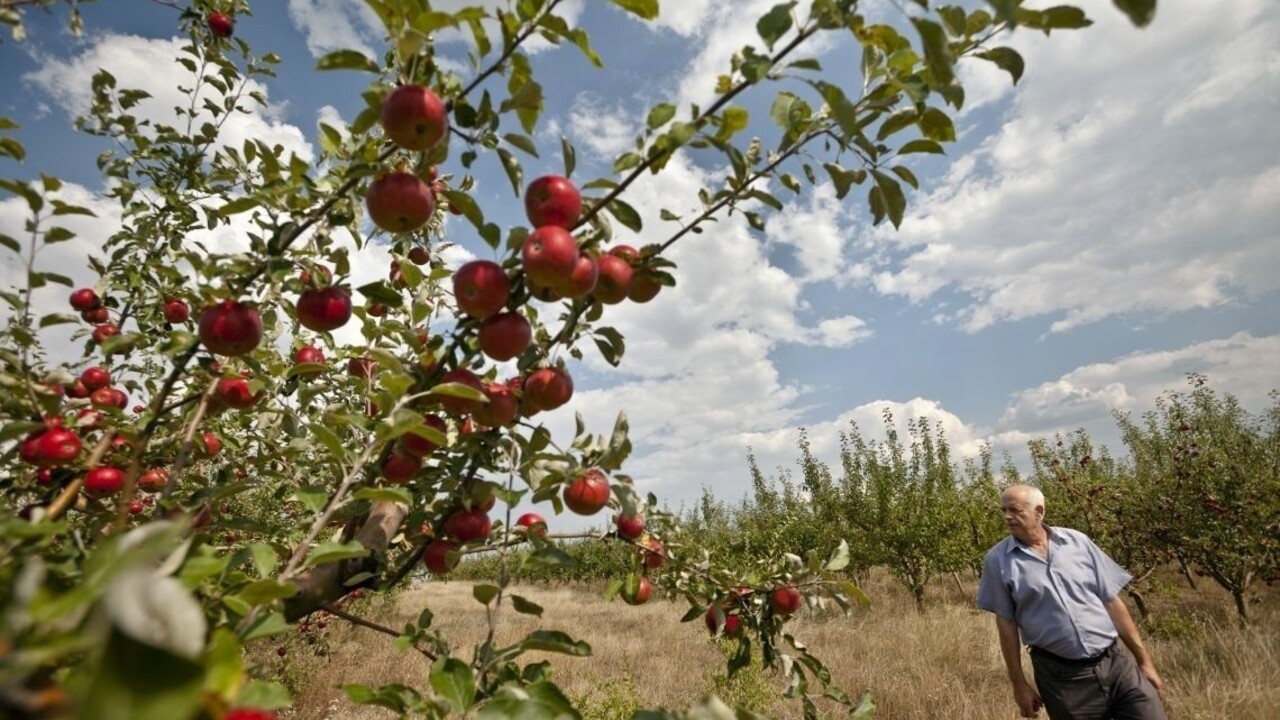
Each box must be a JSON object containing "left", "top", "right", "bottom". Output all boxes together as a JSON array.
[{"left": 1002, "top": 484, "right": 1045, "bottom": 509}]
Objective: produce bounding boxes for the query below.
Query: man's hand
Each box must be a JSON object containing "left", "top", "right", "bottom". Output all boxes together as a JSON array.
[
  {"left": 1012, "top": 678, "right": 1042, "bottom": 718},
  {"left": 1139, "top": 661, "right": 1166, "bottom": 702}
]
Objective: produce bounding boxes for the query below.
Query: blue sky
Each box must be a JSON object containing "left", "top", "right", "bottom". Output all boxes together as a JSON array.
[{"left": 2, "top": 0, "right": 1278, "bottom": 520}]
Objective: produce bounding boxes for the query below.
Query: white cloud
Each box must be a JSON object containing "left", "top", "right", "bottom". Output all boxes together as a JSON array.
[
  {"left": 864, "top": 0, "right": 1280, "bottom": 333},
  {"left": 24, "top": 34, "right": 313, "bottom": 163},
  {"left": 566, "top": 94, "right": 636, "bottom": 158}
]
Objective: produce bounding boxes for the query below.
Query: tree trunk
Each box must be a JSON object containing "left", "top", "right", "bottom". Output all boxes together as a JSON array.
[
  {"left": 951, "top": 571, "right": 966, "bottom": 598},
  {"left": 1127, "top": 587, "right": 1149, "bottom": 620},
  {"left": 1178, "top": 556, "right": 1198, "bottom": 590},
  {"left": 912, "top": 583, "right": 926, "bottom": 614},
  {"left": 1232, "top": 588, "right": 1250, "bottom": 626},
  {"left": 283, "top": 500, "right": 408, "bottom": 622}
]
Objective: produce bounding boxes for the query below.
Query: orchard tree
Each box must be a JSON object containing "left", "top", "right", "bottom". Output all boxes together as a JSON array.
[{"left": 0, "top": 0, "right": 1157, "bottom": 718}]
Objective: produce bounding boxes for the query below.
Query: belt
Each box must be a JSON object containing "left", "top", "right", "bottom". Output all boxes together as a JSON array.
[{"left": 1029, "top": 639, "right": 1117, "bottom": 666}]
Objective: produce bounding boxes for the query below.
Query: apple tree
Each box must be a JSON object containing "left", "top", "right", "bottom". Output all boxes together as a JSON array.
[{"left": 0, "top": 0, "right": 1158, "bottom": 718}]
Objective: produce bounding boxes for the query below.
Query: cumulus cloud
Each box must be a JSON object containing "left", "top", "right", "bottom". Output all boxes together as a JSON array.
[{"left": 864, "top": 0, "right": 1280, "bottom": 333}]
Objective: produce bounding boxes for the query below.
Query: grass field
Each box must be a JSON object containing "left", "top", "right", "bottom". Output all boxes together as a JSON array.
[{"left": 266, "top": 569, "right": 1280, "bottom": 720}]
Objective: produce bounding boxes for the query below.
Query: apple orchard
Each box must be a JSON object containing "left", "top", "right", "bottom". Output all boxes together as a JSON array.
[{"left": 0, "top": 1, "right": 1160, "bottom": 719}]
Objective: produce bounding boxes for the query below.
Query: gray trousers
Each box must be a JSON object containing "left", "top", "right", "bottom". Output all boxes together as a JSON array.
[{"left": 1030, "top": 642, "right": 1167, "bottom": 720}]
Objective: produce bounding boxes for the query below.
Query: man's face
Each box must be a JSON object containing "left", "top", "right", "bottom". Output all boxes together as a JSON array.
[{"left": 1000, "top": 493, "right": 1042, "bottom": 538}]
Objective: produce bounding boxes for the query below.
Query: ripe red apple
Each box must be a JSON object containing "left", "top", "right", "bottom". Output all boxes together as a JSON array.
[
  {"left": 80, "top": 366, "right": 111, "bottom": 391},
  {"left": 524, "top": 175, "right": 583, "bottom": 229},
  {"left": 215, "top": 376, "right": 260, "bottom": 409},
  {"left": 207, "top": 12, "right": 234, "bottom": 38},
  {"left": 593, "top": 254, "right": 633, "bottom": 305},
  {"left": 444, "top": 508, "right": 491, "bottom": 544},
  {"left": 90, "top": 387, "right": 128, "bottom": 409},
  {"left": 408, "top": 246, "right": 430, "bottom": 265},
  {"left": 433, "top": 368, "right": 485, "bottom": 415},
  {"left": 138, "top": 468, "right": 169, "bottom": 493},
  {"left": 705, "top": 605, "right": 742, "bottom": 637},
  {"left": 616, "top": 514, "right": 645, "bottom": 541},
  {"left": 473, "top": 382, "right": 518, "bottom": 428},
  {"left": 293, "top": 345, "right": 326, "bottom": 374},
  {"left": 560, "top": 254, "right": 599, "bottom": 298},
  {"left": 515, "top": 512, "right": 547, "bottom": 537},
  {"left": 92, "top": 323, "right": 120, "bottom": 344},
  {"left": 24, "top": 427, "right": 82, "bottom": 467},
  {"left": 381, "top": 450, "right": 421, "bottom": 484},
  {"left": 642, "top": 537, "right": 666, "bottom": 569},
  {"left": 199, "top": 431, "right": 222, "bottom": 457},
  {"left": 622, "top": 577, "right": 653, "bottom": 606},
  {"left": 402, "top": 414, "right": 447, "bottom": 457},
  {"left": 422, "top": 540, "right": 459, "bottom": 575},
  {"left": 367, "top": 172, "right": 435, "bottom": 233},
  {"left": 162, "top": 298, "right": 190, "bottom": 323},
  {"left": 769, "top": 585, "right": 803, "bottom": 616},
  {"left": 81, "top": 306, "right": 109, "bottom": 323},
  {"left": 478, "top": 312, "right": 532, "bottom": 362},
  {"left": 388, "top": 261, "right": 408, "bottom": 288},
  {"left": 70, "top": 288, "right": 100, "bottom": 311},
  {"left": 366, "top": 302, "right": 387, "bottom": 317},
  {"left": 36, "top": 468, "right": 54, "bottom": 486},
  {"left": 84, "top": 466, "right": 125, "bottom": 497},
  {"left": 75, "top": 407, "right": 103, "bottom": 430},
  {"left": 347, "top": 356, "right": 376, "bottom": 379},
  {"left": 609, "top": 245, "right": 640, "bottom": 264},
  {"left": 296, "top": 286, "right": 352, "bottom": 332},
  {"left": 452, "top": 260, "right": 510, "bottom": 319},
  {"left": 199, "top": 300, "right": 263, "bottom": 356},
  {"left": 66, "top": 380, "right": 90, "bottom": 399},
  {"left": 380, "top": 85, "right": 448, "bottom": 152},
  {"left": 521, "top": 226, "right": 579, "bottom": 289},
  {"left": 563, "top": 468, "right": 610, "bottom": 515},
  {"left": 524, "top": 367, "right": 573, "bottom": 412},
  {"left": 628, "top": 271, "right": 662, "bottom": 303}
]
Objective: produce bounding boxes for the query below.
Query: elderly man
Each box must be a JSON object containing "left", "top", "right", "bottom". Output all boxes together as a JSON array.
[{"left": 977, "top": 484, "right": 1166, "bottom": 719}]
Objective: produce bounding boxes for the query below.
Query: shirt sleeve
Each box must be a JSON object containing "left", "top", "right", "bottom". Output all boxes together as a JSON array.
[
  {"left": 976, "top": 549, "right": 1015, "bottom": 619},
  {"left": 1085, "top": 534, "right": 1133, "bottom": 602}
]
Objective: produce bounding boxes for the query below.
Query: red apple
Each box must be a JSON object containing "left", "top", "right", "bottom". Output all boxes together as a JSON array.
[
  {"left": 215, "top": 376, "right": 260, "bottom": 409},
  {"left": 402, "top": 414, "right": 447, "bottom": 457},
  {"left": 70, "top": 288, "right": 100, "bottom": 311},
  {"left": 621, "top": 576, "right": 653, "bottom": 606},
  {"left": 66, "top": 380, "right": 90, "bottom": 399},
  {"left": 296, "top": 286, "right": 352, "bottom": 332},
  {"left": 705, "top": 606, "right": 742, "bottom": 637},
  {"left": 563, "top": 468, "right": 610, "bottom": 515},
  {"left": 609, "top": 245, "right": 640, "bottom": 264},
  {"left": 207, "top": 12, "right": 234, "bottom": 39},
  {"left": 90, "top": 387, "right": 128, "bottom": 409},
  {"left": 473, "top": 382, "right": 518, "bottom": 428},
  {"left": 84, "top": 466, "right": 125, "bottom": 497},
  {"left": 163, "top": 298, "right": 190, "bottom": 323},
  {"left": 366, "top": 302, "right": 388, "bottom": 318},
  {"left": 92, "top": 323, "right": 120, "bottom": 344},
  {"left": 452, "top": 260, "right": 510, "bottom": 319},
  {"left": 444, "top": 508, "right": 491, "bottom": 544},
  {"left": 25, "top": 427, "right": 82, "bottom": 467},
  {"left": 138, "top": 468, "right": 169, "bottom": 493},
  {"left": 642, "top": 537, "right": 666, "bottom": 569},
  {"left": 80, "top": 366, "right": 111, "bottom": 391},
  {"left": 408, "top": 246, "right": 430, "bottom": 265},
  {"left": 380, "top": 85, "right": 448, "bottom": 152},
  {"left": 593, "top": 254, "right": 633, "bottom": 304},
  {"left": 293, "top": 345, "right": 326, "bottom": 374},
  {"left": 199, "top": 431, "right": 222, "bottom": 457},
  {"left": 225, "top": 710, "right": 277, "bottom": 720},
  {"left": 616, "top": 514, "right": 645, "bottom": 541},
  {"left": 36, "top": 468, "right": 54, "bottom": 486},
  {"left": 561, "top": 253, "right": 599, "bottom": 298},
  {"left": 628, "top": 271, "right": 662, "bottom": 303},
  {"left": 367, "top": 172, "right": 435, "bottom": 233},
  {"left": 524, "top": 175, "right": 583, "bottom": 229},
  {"left": 381, "top": 450, "right": 421, "bottom": 484},
  {"left": 769, "top": 585, "right": 802, "bottom": 616},
  {"left": 521, "top": 226, "right": 579, "bottom": 289},
  {"left": 81, "top": 306, "right": 109, "bottom": 323},
  {"left": 515, "top": 512, "right": 547, "bottom": 537},
  {"left": 433, "top": 368, "right": 485, "bottom": 415},
  {"left": 478, "top": 312, "right": 531, "bottom": 362},
  {"left": 422, "top": 539, "right": 459, "bottom": 575},
  {"left": 524, "top": 367, "right": 573, "bottom": 412},
  {"left": 199, "top": 300, "right": 263, "bottom": 357},
  {"left": 347, "top": 356, "right": 376, "bottom": 379}
]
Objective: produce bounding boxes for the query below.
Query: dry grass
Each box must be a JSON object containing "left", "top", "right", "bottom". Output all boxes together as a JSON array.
[{"left": 266, "top": 570, "right": 1280, "bottom": 720}]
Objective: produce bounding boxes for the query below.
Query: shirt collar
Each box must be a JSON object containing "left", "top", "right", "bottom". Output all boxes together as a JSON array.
[{"left": 1005, "top": 525, "right": 1061, "bottom": 554}]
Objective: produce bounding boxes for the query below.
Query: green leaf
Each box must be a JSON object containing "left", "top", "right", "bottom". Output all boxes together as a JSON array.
[
  {"left": 852, "top": 692, "right": 877, "bottom": 719},
  {"left": 716, "top": 106, "right": 749, "bottom": 141},
  {"left": 647, "top": 103, "right": 676, "bottom": 131},
  {"left": 911, "top": 18, "right": 955, "bottom": 88},
  {"left": 430, "top": 658, "right": 476, "bottom": 713},
  {"left": 757, "top": 2, "right": 797, "bottom": 51},
  {"left": 1112, "top": 0, "right": 1156, "bottom": 27},
  {"left": 608, "top": 0, "right": 659, "bottom": 20},
  {"left": 234, "top": 681, "right": 292, "bottom": 710},
  {"left": 81, "top": 629, "right": 205, "bottom": 720},
  {"left": 770, "top": 92, "right": 797, "bottom": 130},
  {"left": 613, "top": 151, "right": 642, "bottom": 175},
  {"left": 504, "top": 133, "right": 540, "bottom": 157},
  {"left": 976, "top": 46, "right": 1025, "bottom": 85},
  {"left": 938, "top": 5, "right": 967, "bottom": 36},
  {"left": 511, "top": 595, "right": 544, "bottom": 617},
  {"left": 561, "top": 136, "right": 577, "bottom": 177},
  {"left": 891, "top": 165, "right": 919, "bottom": 189},
  {"left": 822, "top": 163, "right": 866, "bottom": 200},
  {"left": 304, "top": 541, "right": 370, "bottom": 568},
  {"left": 39, "top": 312, "right": 79, "bottom": 327},
  {"left": 248, "top": 543, "right": 278, "bottom": 577},
  {"left": 871, "top": 170, "right": 907, "bottom": 229},
  {"left": 218, "top": 196, "right": 261, "bottom": 216},
  {"left": 498, "top": 147, "right": 523, "bottom": 197},
  {"left": 0, "top": 233, "right": 19, "bottom": 253},
  {"left": 824, "top": 539, "right": 850, "bottom": 571},
  {"left": 316, "top": 49, "right": 381, "bottom": 73},
  {"left": 1041, "top": 6, "right": 1092, "bottom": 30},
  {"left": 236, "top": 580, "right": 298, "bottom": 606},
  {"left": 876, "top": 109, "right": 918, "bottom": 142},
  {"left": 918, "top": 107, "right": 956, "bottom": 142},
  {"left": 0, "top": 137, "right": 25, "bottom": 162},
  {"left": 605, "top": 199, "right": 642, "bottom": 233},
  {"left": 898, "top": 139, "right": 945, "bottom": 155},
  {"left": 520, "top": 630, "right": 591, "bottom": 656},
  {"left": 473, "top": 584, "right": 501, "bottom": 605}
]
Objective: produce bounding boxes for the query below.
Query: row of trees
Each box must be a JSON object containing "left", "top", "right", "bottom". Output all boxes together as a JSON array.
[{"left": 477, "top": 377, "right": 1278, "bottom": 623}]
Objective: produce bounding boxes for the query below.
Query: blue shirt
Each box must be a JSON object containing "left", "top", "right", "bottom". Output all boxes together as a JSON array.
[{"left": 976, "top": 526, "right": 1131, "bottom": 659}]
